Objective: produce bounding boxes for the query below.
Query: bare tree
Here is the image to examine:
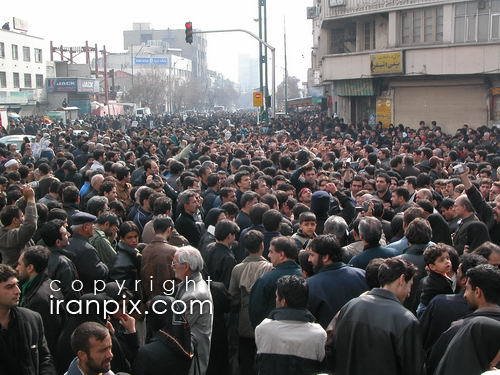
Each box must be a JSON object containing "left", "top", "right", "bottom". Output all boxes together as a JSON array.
[
  {"left": 276, "top": 76, "right": 301, "bottom": 110},
  {"left": 123, "top": 66, "right": 168, "bottom": 113}
]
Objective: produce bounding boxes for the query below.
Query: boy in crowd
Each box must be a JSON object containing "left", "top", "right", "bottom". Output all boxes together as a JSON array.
[
  {"left": 291, "top": 212, "right": 317, "bottom": 250},
  {"left": 418, "top": 243, "right": 454, "bottom": 317}
]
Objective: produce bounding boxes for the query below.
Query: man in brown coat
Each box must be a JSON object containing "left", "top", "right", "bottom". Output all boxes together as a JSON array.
[{"left": 140, "top": 217, "right": 177, "bottom": 303}]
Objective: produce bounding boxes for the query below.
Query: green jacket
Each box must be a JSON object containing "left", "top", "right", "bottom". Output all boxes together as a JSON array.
[{"left": 89, "top": 229, "right": 117, "bottom": 269}]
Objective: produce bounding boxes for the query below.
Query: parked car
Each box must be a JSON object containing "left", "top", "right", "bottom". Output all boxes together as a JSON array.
[{"left": 0, "top": 135, "right": 36, "bottom": 151}]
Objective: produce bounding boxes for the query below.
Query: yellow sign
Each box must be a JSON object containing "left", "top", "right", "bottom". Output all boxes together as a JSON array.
[
  {"left": 370, "top": 52, "right": 403, "bottom": 75},
  {"left": 490, "top": 87, "right": 500, "bottom": 96},
  {"left": 376, "top": 97, "right": 392, "bottom": 128},
  {"left": 253, "top": 92, "right": 263, "bottom": 107}
]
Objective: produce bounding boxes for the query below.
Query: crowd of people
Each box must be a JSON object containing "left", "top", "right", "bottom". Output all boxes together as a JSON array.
[{"left": 0, "top": 110, "right": 499, "bottom": 375}]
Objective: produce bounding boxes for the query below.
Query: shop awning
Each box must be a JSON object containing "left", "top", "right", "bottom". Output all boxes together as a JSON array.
[{"left": 335, "top": 79, "right": 374, "bottom": 96}]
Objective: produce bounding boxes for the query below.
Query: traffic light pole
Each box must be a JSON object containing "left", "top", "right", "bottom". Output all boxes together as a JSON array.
[{"left": 192, "top": 28, "right": 276, "bottom": 118}]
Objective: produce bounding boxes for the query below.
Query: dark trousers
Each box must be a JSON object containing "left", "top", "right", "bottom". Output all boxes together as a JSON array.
[{"left": 239, "top": 337, "right": 257, "bottom": 375}]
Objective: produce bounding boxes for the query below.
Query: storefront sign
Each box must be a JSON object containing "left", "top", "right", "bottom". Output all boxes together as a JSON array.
[
  {"left": 47, "top": 78, "right": 78, "bottom": 93},
  {"left": 77, "top": 79, "right": 99, "bottom": 93},
  {"left": 370, "top": 52, "right": 404, "bottom": 75},
  {"left": 376, "top": 97, "right": 392, "bottom": 128},
  {"left": 134, "top": 56, "right": 169, "bottom": 65},
  {"left": 253, "top": 92, "right": 263, "bottom": 107},
  {"left": 329, "top": 0, "right": 346, "bottom": 6}
]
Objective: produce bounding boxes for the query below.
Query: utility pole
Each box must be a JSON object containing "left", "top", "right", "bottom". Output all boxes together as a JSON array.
[
  {"left": 284, "top": 17, "right": 288, "bottom": 115},
  {"left": 258, "top": 0, "right": 269, "bottom": 118}
]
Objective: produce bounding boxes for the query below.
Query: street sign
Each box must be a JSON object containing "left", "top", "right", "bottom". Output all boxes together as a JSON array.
[{"left": 253, "top": 92, "right": 263, "bottom": 107}]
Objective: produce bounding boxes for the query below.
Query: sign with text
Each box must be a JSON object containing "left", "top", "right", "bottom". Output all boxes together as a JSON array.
[
  {"left": 134, "top": 56, "right": 170, "bottom": 65},
  {"left": 370, "top": 51, "right": 404, "bottom": 75},
  {"left": 376, "top": 97, "right": 392, "bottom": 128},
  {"left": 47, "top": 78, "right": 78, "bottom": 93},
  {"left": 253, "top": 92, "right": 263, "bottom": 107}
]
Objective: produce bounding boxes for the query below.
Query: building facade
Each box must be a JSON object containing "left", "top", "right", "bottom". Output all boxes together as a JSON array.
[
  {"left": 0, "top": 24, "right": 51, "bottom": 113},
  {"left": 310, "top": 0, "right": 500, "bottom": 133},
  {"left": 123, "top": 23, "right": 207, "bottom": 80}
]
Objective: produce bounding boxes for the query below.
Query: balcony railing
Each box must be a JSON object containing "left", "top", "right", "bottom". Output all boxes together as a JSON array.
[{"left": 322, "top": 0, "right": 461, "bottom": 18}]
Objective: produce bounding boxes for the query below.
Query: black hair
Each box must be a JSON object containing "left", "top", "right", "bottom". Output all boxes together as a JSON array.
[
  {"left": 21, "top": 246, "right": 50, "bottom": 273},
  {"left": 214, "top": 220, "right": 240, "bottom": 241},
  {"left": 71, "top": 322, "right": 109, "bottom": 355},
  {"left": 276, "top": 275, "right": 308, "bottom": 309},
  {"left": 243, "top": 230, "right": 264, "bottom": 254},
  {"left": 378, "top": 258, "right": 418, "bottom": 286},
  {"left": 466, "top": 264, "right": 500, "bottom": 305},
  {"left": 270, "top": 236, "right": 298, "bottom": 260},
  {"left": 308, "top": 235, "right": 342, "bottom": 263},
  {"left": 153, "top": 217, "right": 174, "bottom": 233},
  {"left": 424, "top": 243, "right": 451, "bottom": 266}
]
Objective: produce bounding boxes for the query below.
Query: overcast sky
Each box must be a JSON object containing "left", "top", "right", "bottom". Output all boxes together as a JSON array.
[{"left": 3, "top": 0, "right": 312, "bottom": 84}]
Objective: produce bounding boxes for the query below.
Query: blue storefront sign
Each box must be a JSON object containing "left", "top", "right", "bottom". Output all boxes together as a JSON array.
[
  {"left": 47, "top": 78, "right": 78, "bottom": 93},
  {"left": 134, "top": 56, "right": 169, "bottom": 65}
]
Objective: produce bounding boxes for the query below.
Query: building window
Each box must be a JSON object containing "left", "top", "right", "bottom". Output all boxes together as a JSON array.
[
  {"left": 400, "top": 6, "right": 443, "bottom": 45},
  {"left": 363, "top": 21, "right": 376, "bottom": 50},
  {"left": 23, "top": 46, "right": 30, "bottom": 62},
  {"left": 13, "top": 73, "right": 20, "bottom": 88},
  {"left": 0, "top": 72, "right": 6, "bottom": 88},
  {"left": 35, "top": 74, "right": 43, "bottom": 88},
  {"left": 24, "top": 73, "right": 31, "bottom": 88},
  {"left": 455, "top": 0, "right": 500, "bottom": 42},
  {"left": 12, "top": 44, "right": 18, "bottom": 60},
  {"left": 331, "top": 22, "right": 357, "bottom": 53},
  {"left": 0, "top": 42, "right": 4, "bottom": 58},
  {"left": 34, "top": 48, "right": 43, "bottom": 63}
]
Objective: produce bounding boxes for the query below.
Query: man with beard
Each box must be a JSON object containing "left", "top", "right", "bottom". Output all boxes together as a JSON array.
[
  {"left": 66, "top": 322, "right": 115, "bottom": 375},
  {"left": 306, "top": 235, "right": 368, "bottom": 328}
]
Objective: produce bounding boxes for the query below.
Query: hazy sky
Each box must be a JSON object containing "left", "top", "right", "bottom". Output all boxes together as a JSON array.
[{"left": 3, "top": 0, "right": 312, "bottom": 84}]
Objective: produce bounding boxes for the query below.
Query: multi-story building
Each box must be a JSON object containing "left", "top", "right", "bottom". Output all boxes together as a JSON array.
[
  {"left": 310, "top": 0, "right": 500, "bottom": 133},
  {"left": 123, "top": 23, "right": 207, "bottom": 80},
  {"left": 94, "top": 46, "right": 192, "bottom": 93},
  {"left": 0, "top": 19, "right": 51, "bottom": 113}
]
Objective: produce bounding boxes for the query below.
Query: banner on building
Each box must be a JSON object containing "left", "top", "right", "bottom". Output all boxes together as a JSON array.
[{"left": 370, "top": 52, "right": 404, "bottom": 75}]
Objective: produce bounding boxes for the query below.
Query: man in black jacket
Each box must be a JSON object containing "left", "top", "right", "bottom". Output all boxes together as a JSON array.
[
  {"left": 67, "top": 212, "right": 108, "bottom": 294},
  {"left": 205, "top": 220, "right": 239, "bottom": 289},
  {"left": 0, "top": 264, "right": 56, "bottom": 375},
  {"left": 327, "top": 257, "right": 424, "bottom": 375},
  {"left": 40, "top": 219, "right": 81, "bottom": 301},
  {"left": 175, "top": 190, "right": 203, "bottom": 248},
  {"left": 16, "top": 246, "right": 64, "bottom": 358}
]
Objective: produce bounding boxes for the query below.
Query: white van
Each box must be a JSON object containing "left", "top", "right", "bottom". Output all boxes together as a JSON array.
[{"left": 135, "top": 107, "right": 151, "bottom": 117}]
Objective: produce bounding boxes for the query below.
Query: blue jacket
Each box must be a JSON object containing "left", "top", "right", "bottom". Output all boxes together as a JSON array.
[
  {"left": 307, "top": 262, "right": 368, "bottom": 328},
  {"left": 348, "top": 244, "right": 396, "bottom": 270},
  {"left": 249, "top": 260, "right": 302, "bottom": 328}
]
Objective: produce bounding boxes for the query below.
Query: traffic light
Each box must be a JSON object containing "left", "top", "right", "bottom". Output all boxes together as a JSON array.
[{"left": 185, "top": 22, "right": 193, "bottom": 44}]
